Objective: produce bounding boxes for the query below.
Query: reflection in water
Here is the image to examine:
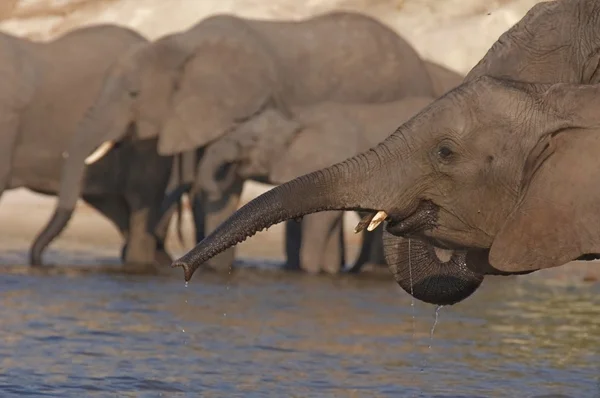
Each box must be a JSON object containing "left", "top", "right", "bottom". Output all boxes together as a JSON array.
[{"left": 0, "top": 265, "right": 597, "bottom": 397}]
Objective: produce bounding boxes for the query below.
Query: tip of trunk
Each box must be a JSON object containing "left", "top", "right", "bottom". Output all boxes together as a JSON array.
[{"left": 172, "top": 257, "right": 195, "bottom": 281}]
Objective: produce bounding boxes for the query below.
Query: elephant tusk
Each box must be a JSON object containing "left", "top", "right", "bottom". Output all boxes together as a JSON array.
[
  {"left": 84, "top": 141, "right": 115, "bottom": 165},
  {"left": 367, "top": 211, "right": 388, "bottom": 231},
  {"left": 354, "top": 212, "right": 375, "bottom": 233}
]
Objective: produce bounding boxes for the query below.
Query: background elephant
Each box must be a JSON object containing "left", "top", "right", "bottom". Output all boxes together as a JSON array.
[
  {"left": 195, "top": 97, "right": 435, "bottom": 274},
  {"left": 156, "top": 60, "right": 463, "bottom": 274},
  {"left": 0, "top": 25, "right": 172, "bottom": 267},
  {"left": 35, "top": 11, "right": 439, "bottom": 272},
  {"left": 174, "top": 77, "right": 600, "bottom": 307}
]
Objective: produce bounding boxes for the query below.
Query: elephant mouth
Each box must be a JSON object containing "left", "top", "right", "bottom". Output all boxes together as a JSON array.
[{"left": 385, "top": 200, "right": 439, "bottom": 238}]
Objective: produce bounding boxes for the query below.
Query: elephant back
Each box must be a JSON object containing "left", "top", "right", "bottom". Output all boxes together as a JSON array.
[{"left": 246, "top": 11, "right": 435, "bottom": 103}]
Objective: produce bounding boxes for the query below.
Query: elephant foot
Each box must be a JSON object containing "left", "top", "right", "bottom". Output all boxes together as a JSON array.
[
  {"left": 120, "top": 242, "right": 168, "bottom": 271},
  {"left": 281, "top": 261, "right": 303, "bottom": 272},
  {"left": 322, "top": 260, "right": 343, "bottom": 275}
]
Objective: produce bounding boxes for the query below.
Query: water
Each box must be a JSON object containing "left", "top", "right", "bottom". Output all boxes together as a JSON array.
[{"left": 0, "top": 264, "right": 598, "bottom": 397}]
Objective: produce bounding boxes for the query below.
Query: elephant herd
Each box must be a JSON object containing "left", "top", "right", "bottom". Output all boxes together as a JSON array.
[
  {"left": 0, "top": 11, "right": 462, "bottom": 274},
  {"left": 175, "top": 0, "right": 600, "bottom": 306}
]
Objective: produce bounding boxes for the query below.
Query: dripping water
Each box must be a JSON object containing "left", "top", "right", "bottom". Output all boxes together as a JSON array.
[
  {"left": 177, "top": 281, "right": 190, "bottom": 344},
  {"left": 420, "top": 304, "right": 444, "bottom": 372},
  {"left": 429, "top": 305, "right": 443, "bottom": 350},
  {"left": 408, "top": 238, "right": 415, "bottom": 336}
]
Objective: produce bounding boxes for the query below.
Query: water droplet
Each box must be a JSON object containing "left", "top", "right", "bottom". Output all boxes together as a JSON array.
[
  {"left": 181, "top": 329, "right": 185, "bottom": 333},
  {"left": 428, "top": 305, "right": 443, "bottom": 350},
  {"left": 223, "top": 313, "right": 227, "bottom": 317},
  {"left": 184, "top": 281, "right": 188, "bottom": 288}
]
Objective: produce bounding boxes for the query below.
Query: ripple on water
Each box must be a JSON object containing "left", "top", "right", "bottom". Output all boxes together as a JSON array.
[{"left": 0, "top": 264, "right": 596, "bottom": 396}]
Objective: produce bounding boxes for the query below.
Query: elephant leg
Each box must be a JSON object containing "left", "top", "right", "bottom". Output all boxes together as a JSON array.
[
  {"left": 320, "top": 211, "right": 346, "bottom": 274},
  {"left": 149, "top": 202, "right": 175, "bottom": 266},
  {"left": 82, "top": 195, "right": 173, "bottom": 264},
  {"left": 190, "top": 192, "right": 206, "bottom": 244},
  {"left": 348, "top": 211, "right": 387, "bottom": 273},
  {"left": 122, "top": 143, "right": 173, "bottom": 268},
  {"left": 284, "top": 220, "right": 302, "bottom": 270},
  {"left": 299, "top": 211, "right": 345, "bottom": 274},
  {"left": 201, "top": 176, "right": 244, "bottom": 272},
  {"left": 367, "top": 226, "right": 386, "bottom": 266},
  {"left": 82, "top": 195, "right": 129, "bottom": 237}
]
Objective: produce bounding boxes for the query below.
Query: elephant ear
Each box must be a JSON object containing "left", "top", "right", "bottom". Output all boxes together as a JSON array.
[
  {"left": 489, "top": 129, "right": 600, "bottom": 273},
  {"left": 269, "top": 104, "right": 363, "bottom": 184},
  {"left": 158, "top": 37, "right": 281, "bottom": 155}
]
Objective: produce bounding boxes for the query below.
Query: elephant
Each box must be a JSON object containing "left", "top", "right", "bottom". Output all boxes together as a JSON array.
[
  {"left": 33, "top": 11, "right": 439, "bottom": 272},
  {"left": 155, "top": 61, "right": 461, "bottom": 274},
  {"left": 196, "top": 96, "right": 436, "bottom": 274},
  {"left": 173, "top": 0, "right": 600, "bottom": 296},
  {"left": 0, "top": 25, "right": 173, "bottom": 267},
  {"left": 173, "top": 75, "right": 600, "bottom": 307}
]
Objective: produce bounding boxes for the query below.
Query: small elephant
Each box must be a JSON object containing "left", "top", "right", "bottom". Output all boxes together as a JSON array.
[
  {"left": 198, "top": 97, "right": 436, "bottom": 273},
  {"left": 0, "top": 25, "right": 173, "bottom": 267},
  {"left": 175, "top": 76, "right": 600, "bottom": 307},
  {"left": 34, "top": 11, "right": 439, "bottom": 273}
]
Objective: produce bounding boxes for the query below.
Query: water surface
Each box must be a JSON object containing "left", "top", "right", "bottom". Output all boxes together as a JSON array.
[{"left": 0, "top": 260, "right": 598, "bottom": 397}]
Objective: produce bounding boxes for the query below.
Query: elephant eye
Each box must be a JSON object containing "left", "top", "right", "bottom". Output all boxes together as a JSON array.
[
  {"left": 437, "top": 145, "right": 454, "bottom": 160},
  {"left": 129, "top": 90, "right": 139, "bottom": 98}
]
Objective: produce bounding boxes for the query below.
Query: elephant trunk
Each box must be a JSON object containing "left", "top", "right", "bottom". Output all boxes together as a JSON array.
[
  {"left": 29, "top": 106, "right": 120, "bottom": 266},
  {"left": 383, "top": 231, "right": 485, "bottom": 306},
  {"left": 173, "top": 146, "right": 396, "bottom": 281},
  {"left": 29, "top": 152, "right": 87, "bottom": 265}
]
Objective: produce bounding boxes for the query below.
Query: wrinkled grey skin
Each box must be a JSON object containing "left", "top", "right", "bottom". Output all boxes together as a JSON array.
[
  {"left": 40, "top": 11, "right": 436, "bottom": 272},
  {"left": 198, "top": 97, "right": 435, "bottom": 274},
  {"left": 173, "top": 0, "right": 600, "bottom": 305},
  {"left": 0, "top": 26, "right": 172, "bottom": 267}
]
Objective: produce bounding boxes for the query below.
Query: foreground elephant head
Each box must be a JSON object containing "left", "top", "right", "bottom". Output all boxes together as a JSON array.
[{"left": 173, "top": 76, "right": 600, "bottom": 305}]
